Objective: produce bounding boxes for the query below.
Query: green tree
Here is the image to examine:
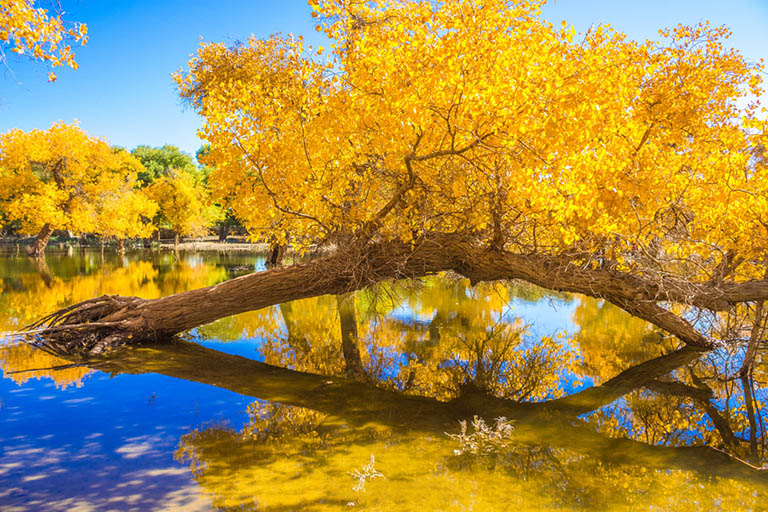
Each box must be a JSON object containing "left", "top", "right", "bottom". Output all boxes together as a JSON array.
[{"left": 130, "top": 145, "right": 198, "bottom": 186}]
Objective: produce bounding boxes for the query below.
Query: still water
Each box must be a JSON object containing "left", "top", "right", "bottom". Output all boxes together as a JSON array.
[{"left": 0, "top": 249, "right": 766, "bottom": 511}]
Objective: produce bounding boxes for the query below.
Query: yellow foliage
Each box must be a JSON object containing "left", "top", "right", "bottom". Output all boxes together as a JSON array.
[
  {"left": 0, "top": 0, "right": 87, "bottom": 80},
  {"left": 146, "top": 169, "right": 220, "bottom": 237},
  {"left": 0, "top": 122, "right": 156, "bottom": 239},
  {"left": 175, "top": 0, "right": 767, "bottom": 275}
]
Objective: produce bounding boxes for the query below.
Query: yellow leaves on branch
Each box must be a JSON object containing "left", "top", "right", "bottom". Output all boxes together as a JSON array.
[
  {"left": 0, "top": 121, "right": 156, "bottom": 239},
  {"left": 0, "top": 0, "right": 87, "bottom": 80},
  {"left": 146, "top": 170, "right": 221, "bottom": 238},
  {"left": 176, "top": 0, "right": 767, "bottom": 267}
]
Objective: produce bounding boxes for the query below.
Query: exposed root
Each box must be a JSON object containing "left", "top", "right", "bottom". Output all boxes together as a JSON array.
[
  {"left": 26, "top": 295, "right": 138, "bottom": 330},
  {"left": 19, "top": 295, "right": 145, "bottom": 356}
]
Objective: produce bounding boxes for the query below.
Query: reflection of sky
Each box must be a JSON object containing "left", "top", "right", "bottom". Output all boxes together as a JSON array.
[
  {"left": 505, "top": 296, "right": 579, "bottom": 339},
  {"left": 0, "top": 339, "right": 256, "bottom": 511}
]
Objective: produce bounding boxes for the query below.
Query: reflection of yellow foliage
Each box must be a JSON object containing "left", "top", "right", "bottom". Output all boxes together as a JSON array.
[
  {"left": 573, "top": 297, "right": 672, "bottom": 383},
  {"left": 0, "top": 342, "right": 91, "bottom": 389},
  {"left": 0, "top": 259, "right": 231, "bottom": 332},
  {"left": 0, "top": 255, "right": 232, "bottom": 388},
  {"left": 0, "top": 261, "right": 159, "bottom": 330},
  {"left": 199, "top": 275, "right": 579, "bottom": 402},
  {"left": 174, "top": 402, "right": 767, "bottom": 511}
]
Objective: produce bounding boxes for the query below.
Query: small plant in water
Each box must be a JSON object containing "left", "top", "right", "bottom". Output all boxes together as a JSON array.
[
  {"left": 446, "top": 415, "right": 515, "bottom": 456},
  {"left": 349, "top": 454, "right": 384, "bottom": 492}
]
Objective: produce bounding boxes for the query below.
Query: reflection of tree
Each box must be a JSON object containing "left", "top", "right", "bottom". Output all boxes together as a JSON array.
[
  {"left": 580, "top": 350, "right": 768, "bottom": 466},
  {"left": 573, "top": 297, "right": 673, "bottom": 382},
  {"left": 0, "top": 342, "right": 91, "bottom": 389},
  {"left": 76, "top": 340, "right": 765, "bottom": 511},
  {"left": 197, "top": 276, "right": 580, "bottom": 402},
  {"left": 0, "top": 254, "right": 231, "bottom": 388},
  {"left": 0, "top": 259, "right": 228, "bottom": 332},
  {"left": 370, "top": 277, "right": 579, "bottom": 401}
]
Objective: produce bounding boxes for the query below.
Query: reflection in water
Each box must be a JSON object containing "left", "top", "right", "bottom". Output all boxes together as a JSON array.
[{"left": 0, "top": 250, "right": 767, "bottom": 510}]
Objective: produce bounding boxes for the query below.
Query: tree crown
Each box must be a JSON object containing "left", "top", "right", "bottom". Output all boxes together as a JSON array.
[{"left": 176, "top": 0, "right": 766, "bottom": 283}]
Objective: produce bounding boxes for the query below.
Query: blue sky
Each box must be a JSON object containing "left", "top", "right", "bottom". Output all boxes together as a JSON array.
[{"left": 1, "top": 0, "right": 766, "bottom": 156}]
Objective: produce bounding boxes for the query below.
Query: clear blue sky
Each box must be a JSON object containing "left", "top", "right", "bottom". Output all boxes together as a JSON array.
[{"left": 1, "top": 0, "right": 766, "bottom": 156}]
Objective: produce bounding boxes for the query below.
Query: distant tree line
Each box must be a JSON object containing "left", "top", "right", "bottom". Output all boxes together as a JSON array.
[{"left": 0, "top": 122, "right": 244, "bottom": 256}]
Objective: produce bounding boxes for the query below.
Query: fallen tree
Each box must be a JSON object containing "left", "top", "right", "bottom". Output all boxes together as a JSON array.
[{"left": 20, "top": 0, "right": 768, "bottom": 355}]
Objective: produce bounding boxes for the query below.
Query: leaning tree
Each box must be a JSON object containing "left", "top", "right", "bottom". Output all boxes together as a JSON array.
[{"left": 23, "top": 0, "right": 768, "bottom": 357}]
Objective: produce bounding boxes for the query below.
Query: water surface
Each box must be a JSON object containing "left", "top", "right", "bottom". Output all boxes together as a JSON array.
[{"left": 1, "top": 249, "right": 766, "bottom": 510}]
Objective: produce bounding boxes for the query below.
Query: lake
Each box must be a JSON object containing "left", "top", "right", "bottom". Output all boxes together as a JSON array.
[{"left": 1, "top": 248, "right": 766, "bottom": 510}]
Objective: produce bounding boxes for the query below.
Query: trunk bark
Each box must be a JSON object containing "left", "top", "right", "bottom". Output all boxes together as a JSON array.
[
  {"left": 267, "top": 244, "right": 284, "bottom": 268},
  {"left": 29, "top": 234, "right": 759, "bottom": 353},
  {"left": 218, "top": 223, "right": 229, "bottom": 242},
  {"left": 27, "top": 223, "right": 53, "bottom": 258},
  {"left": 337, "top": 292, "right": 365, "bottom": 380}
]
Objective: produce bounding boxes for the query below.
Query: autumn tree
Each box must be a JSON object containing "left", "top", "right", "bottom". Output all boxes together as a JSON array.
[
  {"left": 25, "top": 0, "right": 768, "bottom": 357},
  {"left": 145, "top": 168, "right": 221, "bottom": 245},
  {"left": 0, "top": 122, "right": 154, "bottom": 256},
  {"left": 89, "top": 176, "right": 158, "bottom": 252},
  {"left": 0, "top": 0, "right": 87, "bottom": 81}
]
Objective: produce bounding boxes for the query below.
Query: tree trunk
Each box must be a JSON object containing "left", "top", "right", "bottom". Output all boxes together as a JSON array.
[
  {"left": 337, "top": 292, "right": 365, "bottom": 380},
  {"left": 117, "top": 238, "right": 125, "bottom": 253},
  {"left": 30, "top": 233, "right": 768, "bottom": 354},
  {"left": 218, "top": 223, "right": 229, "bottom": 242},
  {"left": 267, "top": 244, "right": 283, "bottom": 268},
  {"left": 174, "top": 232, "right": 180, "bottom": 247},
  {"left": 27, "top": 223, "right": 53, "bottom": 258}
]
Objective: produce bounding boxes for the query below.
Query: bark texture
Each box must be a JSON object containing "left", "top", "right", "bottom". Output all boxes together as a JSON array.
[
  {"left": 27, "top": 223, "right": 53, "bottom": 258},
  {"left": 24, "top": 234, "right": 768, "bottom": 354}
]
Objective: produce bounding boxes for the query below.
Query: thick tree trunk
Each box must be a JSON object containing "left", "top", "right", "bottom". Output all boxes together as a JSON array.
[
  {"left": 267, "top": 244, "right": 283, "bottom": 268},
  {"left": 29, "top": 233, "right": 768, "bottom": 354},
  {"left": 27, "top": 223, "right": 53, "bottom": 258},
  {"left": 218, "top": 223, "right": 229, "bottom": 242},
  {"left": 337, "top": 292, "right": 365, "bottom": 380},
  {"left": 117, "top": 238, "right": 125, "bottom": 253}
]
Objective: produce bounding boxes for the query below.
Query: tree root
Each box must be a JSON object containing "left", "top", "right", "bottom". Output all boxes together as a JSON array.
[{"left": 19, "top": 295, "right": 145, "bottom": 356}]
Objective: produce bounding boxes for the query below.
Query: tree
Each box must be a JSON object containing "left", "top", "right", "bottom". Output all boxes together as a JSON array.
[
  {"left": 0, "top": 0, "right": 87, "bottom": 81},
  {"left": 89, "top": 179, "right": 158, "bottom": 252},
  {"left": 27, "top": 0, "right": 768, "bottom": 357},
  {"left": 130, "top": 144, "right": 199, "bottom": 186},
  {"left": 145, "top": 168, "right": 221, "bottom": 245},
  {"left": 0, "top": 122, "right": 152, "bottom": 256}
]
